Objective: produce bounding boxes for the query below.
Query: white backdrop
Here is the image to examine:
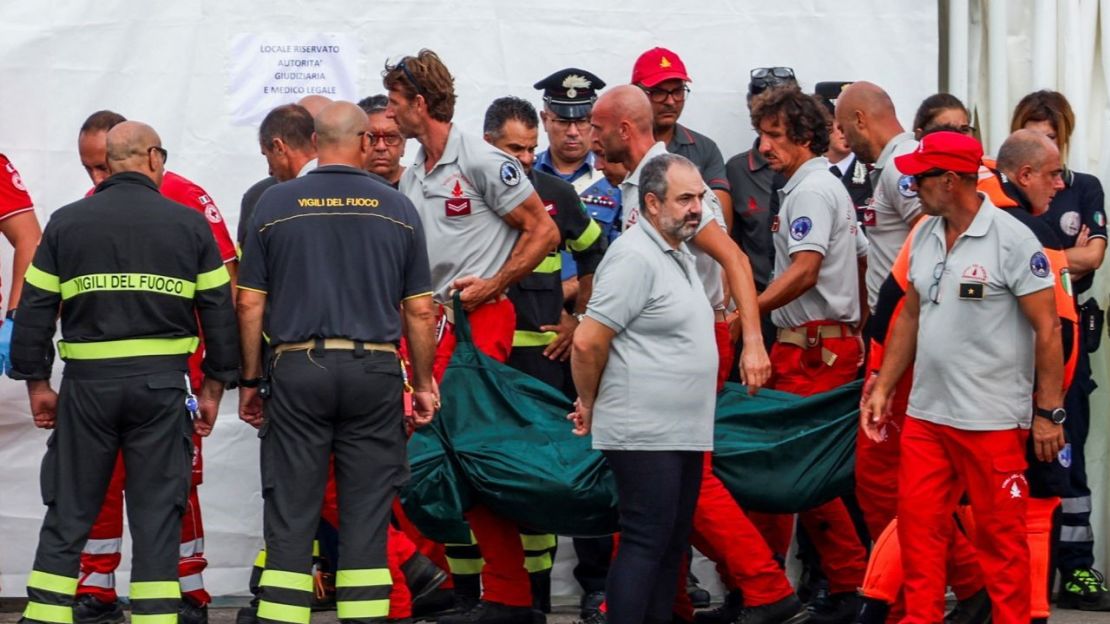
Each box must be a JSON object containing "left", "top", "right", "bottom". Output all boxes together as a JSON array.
[{"left": 0, "top": 0, "right": 938, "bottom": 598}]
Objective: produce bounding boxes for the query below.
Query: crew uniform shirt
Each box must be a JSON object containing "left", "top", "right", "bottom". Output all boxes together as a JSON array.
[
  {"left": 863, "top": 132, "right": 921, "bottom": 310},
  {"left": 238, "top": 165, "right": 432, "bottom": 346},
  {"left": 621, "top": 142, "right": 727, "bottom": 309},
  {"left": 667, "top": 123, "right": 730, "bottom": 193},
  {"left": 1038, "top": 169, "right": 1107, "bottom": 294},
  {"left": 586, "top": 216, "right": 716, "bottom": 451},
  {"left": 906, "top": 196, "right": 1054, "bottom": 431},
  {"left": 725, "top": 141, "right": 777, "bottom": 290},
  {"left": 770, "top": 157, "right": 862, "bottom": 329},
  {"left": 400, "top": 125, "right": 533, "bottom": 302}
]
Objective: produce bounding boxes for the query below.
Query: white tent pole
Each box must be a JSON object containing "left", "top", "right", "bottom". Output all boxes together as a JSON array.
[
  {"left": 1031, "top": 0, "right": 1058, "bottom": 88},
  {"left": 987, "top": 0, "right": 1009, "bottom": 153},
  {"left": 948, "top": 0, "right": 971, "bottom": 103}
]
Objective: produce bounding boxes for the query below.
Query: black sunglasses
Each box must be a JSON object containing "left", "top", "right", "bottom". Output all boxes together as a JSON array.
[
  {"left": 751, "top": 67, "right": 796, "bottom": 80},
  {"left": 913, "top": 169, "right": 949, "bottom": 185},
  {"left": 396, "top": 58, "right": 427, "bottom": 97},
  {"left": 148, "top": 146, "right": 168, "bottom": 163}
]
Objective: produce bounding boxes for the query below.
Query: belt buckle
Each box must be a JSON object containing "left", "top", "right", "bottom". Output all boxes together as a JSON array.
[{"left": 805, "top": 326, "right": 820, "bottom": 348}]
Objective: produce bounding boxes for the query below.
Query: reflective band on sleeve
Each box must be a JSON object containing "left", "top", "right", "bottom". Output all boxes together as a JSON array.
[
  {"left": 253, "top": 549, "right": 267, "bottom": 568},
  {"left": 1060, "top": 525, "right": 1095, "bottom": 543},
  {"left": 257, "top": 600, "right": 311, "bottom": 624},
  {"left": 24, "top": 265, "right": 61, "bottom": 294},
  {"left": 27, "top": 571, "right": 78, "bottom": 595},
  {"left": 196, "top": 266, "right": 230, "bottom": 290},
  {"left": 524, "top": 553, "right": 553, "bottom": 573},
  {"left": 568, "top": 219, "right": 602, "bottom": 252},
  {"left": 179, "top": 538, "right": 205, "bottom": 558},
  {"left": 179, "top": 573, "right": 204, "bottom": 593},
  {"left": 82, "top": 538, "right": 123, "bottom": 555},
  {"left": 512, "top": 330, "right": 558, "bottom": 348},
  {"left": 60, "top": 273, "right": 196, "bottom": 300},
  {"left": 130, "top": 581, "right": 180, "bottom": 600},
  {"left": 520, "top": 533, "right": 557, "bottom": 550},
  {"left": 259, "top": 570, "right": 313, "bottom": 592},
  {"left": 58, "top": 336, "right": 199, "bottom": 360},
  {"left": 131, "top": 614, "right": 178, "bottom": 624},
  {"left": 444, "top": 556, "right": 484, "bottom": 575},
  {"left": 335, "top": 569, "right": 392, "bottom": 588},
  {"left": 532, "top": 255, "right": 562, "bottom": 274},
  {"left": 312, "top": 540, "right": 320, "bottom": 558},
  {"left": 336, "top": 600, "right": 389, "bottom": 619},
  {"left": 24, "top": 601, "right": 73, "bottom": 624},
  {"left": 80, "top": 572, "right": 115, "bottom": 589},
  {"left": 1061, "top": 495, "right": 1092, "bottom": 515}
]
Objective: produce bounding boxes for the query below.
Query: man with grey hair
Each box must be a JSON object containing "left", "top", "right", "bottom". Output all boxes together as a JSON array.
[{"left": 358, "top": 94, "right": 406, "bottom": 186}]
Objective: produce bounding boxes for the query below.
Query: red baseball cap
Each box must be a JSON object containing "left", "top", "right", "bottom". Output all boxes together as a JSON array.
[
  {"left": 894, "top": 131, "right": 984, "bottom": 175},
  {"left": 631, "top": 47, "right": 691, "bottom": 87}
]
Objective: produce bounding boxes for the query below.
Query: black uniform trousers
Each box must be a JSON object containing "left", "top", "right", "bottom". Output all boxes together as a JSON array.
[
  {"left": 24, "top": 370, "right": 192, "bottom": 624},
  {"left": 1058, "top": 348, "right": 1097, "bottom": 573},
  {"left": 257, "top": 347, "right": 405, "bottom": 624}
]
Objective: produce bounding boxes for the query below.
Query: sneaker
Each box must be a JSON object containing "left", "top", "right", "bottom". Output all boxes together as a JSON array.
[
  {"left": 178, "top": 599, "right": 208, "bottom": 624},
  {"left": 403, "top": 553, "right": 450, "bottom": 602},
  {"left": 686, "top": 573, "right": 711, "bottom": 609},
  {"left": 943, "top": 588, "right": 991, "bottom": 623},
  {"left": 1057, "top": 567, "right": 1110, "bottom": 611},
  {"left": 692, "top": 590, "right": 742, "bottom": 624},
  {"left": 436, "top": 600, "right": 545, "bottom": 624},
  {"left": 573, "top": 611, "right": 607, "bottom": 624},
  {"left": 735, "top": 595, "right": 810, "bottom": 624},
  {"left": 234, "top": 606, "right": 258, "bottom": 624},
  {"left": 73, "top": 595, "right": 125, "bottom": 624},
  {"left": 579, "top": 591, "right": 605, "bottom": 618},
  {"left": 806, "top": 591, "right": 859, "bottom": 624}
]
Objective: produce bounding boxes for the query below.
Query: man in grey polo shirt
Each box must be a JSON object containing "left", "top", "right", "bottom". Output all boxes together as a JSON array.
[
  {"left": 569, "top": 153, "right": 714, "bottom": 624},
  {"left": 836, "top": 81, "right": 922, "bottom": 313},
  {"left": 863, "top": 131, "right": 1065, "bottom": 622}
]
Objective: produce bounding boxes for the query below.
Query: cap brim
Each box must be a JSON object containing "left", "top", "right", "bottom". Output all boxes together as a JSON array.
[
  {"left": 894, "top": 153, "right": 933, "bottom": 176},
  {"left": 639, "top": 71, "right": 692, "bottom": 88},
  {"left": 548, "top": 102, "right": 593, "bottom": 119}
]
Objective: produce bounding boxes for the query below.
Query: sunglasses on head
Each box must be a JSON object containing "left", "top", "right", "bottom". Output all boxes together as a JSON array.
[{"left": 750, "top": 67, "right": 796, "bottom": 80}]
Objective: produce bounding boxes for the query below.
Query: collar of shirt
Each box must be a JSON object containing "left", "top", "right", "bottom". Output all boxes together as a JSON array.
[
  {"left": 826, "top": 155, "right": 854, "bottom": 178},
  {"left": 624, "top": 141, "right": 670, "bottom": 190},
  {"left": 97, "top": 171, "right": 160, "bottom": 194},
  {"left": 297, "top": 158, "right": 319, "bottom": 178},
  {"left": 781, "top": 156, "right": 830, "bottom": 195},
  {"left": 412, "top": 124, "right": 462, "bottom": 176},
  {"left": 874, "top": 131, "right": 917, "bottom": 171},
  {"left": 667, "top": 123, "right": 696, "bottom": 149},
  {"left": 535, "top": 149, "right": 593, "bottom": 182},
  {"left": 306, "top": 164, "right": 376, "bottom": 178},
  {"left": 927, "top": 192, "right": 999, "bottom": 247},
  {"left": 746, "top": 137, "right": 770, "bottom": 172}
]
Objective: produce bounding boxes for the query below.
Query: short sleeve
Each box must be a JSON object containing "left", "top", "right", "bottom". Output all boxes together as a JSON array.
[
  {"left": 237, "top": 190, "right": 274, "bottom": 293},
  {"left": 700, "top": 142, "right": 730, "bottom": 192},
  {"left": 586, "top": 244, "right": 653, "bottom": 333},
  {"left": 1003, "top": 235, "right": 1056, "bottom": 297},
  {"left": 885, "top": 167, "right": 923, "bottom": 223},
  {"left": 1078, "top": 173, "right": 1107, "bottom": 240},
  {"left": 470, "top": 146, "right": 534, "bottom": 217},
  {"left": 695, "top": 187, "right": 727, "bottom": 235},
  {"left": 855, "top": 225, "right": 869, "bottom": 258},
  {"left": 0, "top": 155, "right": 34, "bottom": 220},
  {"left": 783, "top": 188, "right": 834, "bottom": 256},
  {"left": 402, "top": 201, "right": 434, "bottom": 300}
]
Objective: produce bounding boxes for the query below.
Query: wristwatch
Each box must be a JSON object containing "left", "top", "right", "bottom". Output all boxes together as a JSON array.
[
  {"left": 573, "top": 313, "right": 585, "bottom": 323},
  {"left": 238, "top": 376, "right": 264, "bottom": 389},
  {"left": 1034, "top": 406, "right": 1067, "bottom": 425}
]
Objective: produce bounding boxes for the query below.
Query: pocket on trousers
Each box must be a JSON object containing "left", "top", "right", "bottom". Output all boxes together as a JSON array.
[
  {"left": 39, "top": 431, "right": 58, "bottom": 505},
  {"left": 992, "top": 454, "right": 1029, "bottom": 500}
]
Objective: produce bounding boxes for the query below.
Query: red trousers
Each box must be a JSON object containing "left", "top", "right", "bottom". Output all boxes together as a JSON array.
[
  {"left": 748, "top": 327, "right": 868, "bottom": 594},
  {"left": 78, "top": 439, "right": 208, "bottom": 605},
  {"left": 434, "top": 299, "right": 532, "bottom": 607},
  {"left": 898, "top": 417, "right": 1030, "bottom": 624}
]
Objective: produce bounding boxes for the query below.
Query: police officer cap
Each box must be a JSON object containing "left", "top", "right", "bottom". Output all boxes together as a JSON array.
[{"left": 533, "top": 68, "right": 607, "bottom": 119}]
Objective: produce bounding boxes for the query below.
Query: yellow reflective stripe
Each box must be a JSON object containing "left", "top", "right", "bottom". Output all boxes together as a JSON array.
[
  {"left": 27, "top": 571, "right": 78, "bottom": 595},
  {"left": 445, "top": 556, "right": 484, "bottom": 575},
  {"left": 24, "top": 602, "right": 73, "bottom": 624},
  {"left": 57, "top": 337, "right": 199, "bottom": 360},
  {"left": 312, "top": 540, "right": 320, "bottom": 558},
  {"left": 512, "top": 330, "right": 558, "bottom": 348},
  {"left": 520, "top": 533, "right": 557, "bottom": 551},
  {"left": 130, "top": 615, "right": 178, "bottom": 624},
  {"left": 524, "top": 552, "right": 553, "bottom": 573},
  {"left": 336, "top": 600, "right": 389, "bottom": 619},
  {"left": 568, "top": 218, "right": 602, "bottom": 252},
  {"left": 257, "top": 601, "right": 311, "bottom": 624},
  {"left": 25, "top": 265, "right": 61, "bottom": 294},
  {"left": 196, "top": 266, "right": 230, "bottom": 290},
  {"left": 253, "top": 549, "right": 267, "bottom": 568},
  {"left": 259, "top": 570, "right": 313, "bottom": 593},
  {"left": 59, "top": 273, "right": 196, "bottom": 300},
  {"left": 335, "top": 569, "right": 392, "bottom": 587},
  {"left": 236, "top": 244, "right": 243, "bottom": 261},
  {"left": 533, "top": 254, "right": 562, "bottom": 274},
  {"left": 130, "top": 581, "right": 180, "bottom": 600}
]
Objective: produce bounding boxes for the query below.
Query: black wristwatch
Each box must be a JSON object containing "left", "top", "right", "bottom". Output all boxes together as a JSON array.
[
  {"left": 238, "top": 376, "right": 264, "bottom": 389},
  {"left": 1034, "top": 406, "right": 1067, "bottom": 425}
]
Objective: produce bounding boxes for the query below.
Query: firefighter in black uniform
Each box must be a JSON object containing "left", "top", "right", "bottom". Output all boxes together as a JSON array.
[
  {"left": 481, "top": 97, "right": 606, "bottom": 613},
  {"left": 13, "top": 121, "right": 238, "bottom": 624},
  {"left": 236, "top": 101, "right": 438, "bottom": 624}
]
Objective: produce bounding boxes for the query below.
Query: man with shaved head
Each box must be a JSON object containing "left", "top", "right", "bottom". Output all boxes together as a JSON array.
[
  {"left": 13, "top": 120, "right": 238, "bottom": 624},
  {"left": 237, "top": 100, "right": 438, "bottom": 624}
]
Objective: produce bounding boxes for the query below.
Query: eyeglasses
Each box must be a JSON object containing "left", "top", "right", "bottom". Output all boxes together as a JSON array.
[
  {"left": 751, "top": 67, "right": 796, "bottom": 80},
  {"left": 641, "top": 85, "right": 690, "bottom": 103},
  {"left": 548, "top": 117, "right": 591, "bottom": 131},
  {"left": 368, "top": 133, "right": 404, "bottom": 147},
  {"left": 928, "top": 260, "right": 946, "bottom": 304},
  {"left": 147, "top": 146, "right": 168, "bottom": 163},
  {"left": 913, "top": 169, "right": 949, "bottom": 185}
]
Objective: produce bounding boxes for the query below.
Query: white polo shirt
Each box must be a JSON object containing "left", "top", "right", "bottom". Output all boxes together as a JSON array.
[
  {"left": 399, "top": 125, "right": 533, "bottom": 302},
  {"left": 907, "top": 196, "right": 1054, "bottom": 431},
  {"left": 863, "top": 132, "right": 921, "bottom": 310}
]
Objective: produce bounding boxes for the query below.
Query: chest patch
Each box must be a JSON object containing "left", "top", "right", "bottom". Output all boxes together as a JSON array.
[
  {"left": 445, "top": 198, "right": 471, "bottom": 216},
  {"left": 1059, "top": 211, "right": 1081, "bottom": 237}
]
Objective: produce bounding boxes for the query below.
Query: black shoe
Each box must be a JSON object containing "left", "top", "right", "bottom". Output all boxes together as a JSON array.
[
  {"left": 73, "top": 595, "right": 125, "bottom": 624},
  {"left": 579, "top": 590, "right": 605, "bottom": 618},
  {"left": 573, "top": 611, "right": 606, "bottom": 624},
  {"left": 178, "top": 599, "right": 208, "bottom": 624},
  {"left": 235, "top": 606, "right": 258, "bottom": 624},
  {"left": 403, "top": 553, "right": 450, "bottom": 602},
  {"left": 854, "top": 596, "right": 890, "bottom": 624},
  {"left": 687, "top": 573, "right": 711, "bottom": 609},
  {"left": 692, "top": 590, "right": 742, "bottom": 624},
  {"left": 943, "top": 588, "right": 991, "bottom": 623},
  {"left": 807, "top": 591, "right": 859, "bottom": 624},
  {"left": 413, "top": 588, "right": 459, "bottom": 620},
  {"left": 735, "top": 595, "right": 810, "bottom": 624},
  {"left": 436, "top": 600, "right": 544, "bottom": 624},
  {"left": 1057, "top": 567, "right": 1110, "bottom": 611}
]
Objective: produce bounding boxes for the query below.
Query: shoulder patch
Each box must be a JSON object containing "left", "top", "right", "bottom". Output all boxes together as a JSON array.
[
  {"left": 500, "top": 161, "right": 522, "bottom": 187},
  {"left": 789, "top": 216, "right": 812, "bottom": 241},
  {"left": 1029, "top": 251, "right": 1050, "bottom": 278},
  {"left": 1094, "top": 211, "right": 1105, "bottom": 227},
  {"left": 204, "top": 203, "right": 223, "bottom": 223},
  {"left": 897, "top": 174, "right": 917, "bottom": 198}
]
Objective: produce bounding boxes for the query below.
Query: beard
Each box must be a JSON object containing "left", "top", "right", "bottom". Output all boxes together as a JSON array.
[{"left": 658, "top": 209, "right": 700, "bottom": 242}]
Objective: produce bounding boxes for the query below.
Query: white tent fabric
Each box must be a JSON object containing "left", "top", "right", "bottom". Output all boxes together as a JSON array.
[
  {"left": 0, "top": 1, "right": 940, "bottom": 598},
  {"left": 947, "top": 0, "right": 1110, "bottom": 575}
]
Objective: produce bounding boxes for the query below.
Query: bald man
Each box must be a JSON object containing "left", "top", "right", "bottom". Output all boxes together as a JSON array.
[
  {"left": 237, "top": 101, "right": 438, "bottom": 624},
  {"left": 836, "top": 81, "right": 922, "bottom": 313},
  {"left": 14, "top": 120, "right": 238, "bottom": 624}
]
